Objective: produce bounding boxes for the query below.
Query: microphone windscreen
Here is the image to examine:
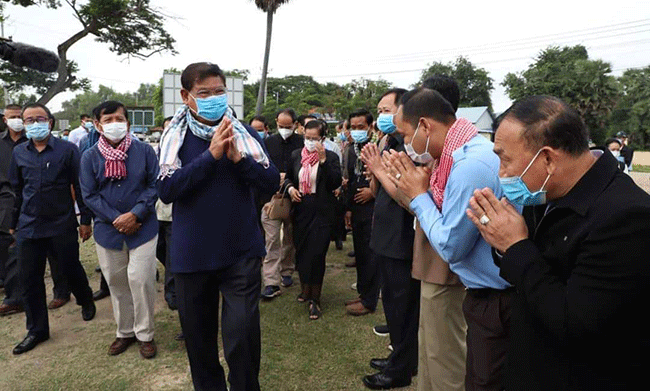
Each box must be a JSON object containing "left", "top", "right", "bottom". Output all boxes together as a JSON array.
[{"left": 2, "top": 41, "right": 60, "bottom": 73}]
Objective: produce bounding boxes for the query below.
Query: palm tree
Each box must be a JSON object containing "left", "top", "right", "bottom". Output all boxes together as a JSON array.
[{"left": 253, "top": 0, "right": 291, "bottom": 116}]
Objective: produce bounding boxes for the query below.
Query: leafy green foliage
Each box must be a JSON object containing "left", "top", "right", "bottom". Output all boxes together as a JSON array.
[
  {"left": 418, "top": 56, "right": 494, "bottom": 109},
  {"left": 253, "top": 0, "right": 291, "bottom": 13},
  {"left": 502, "top": 45, "right": 620, "bottom": 145},
  {"left": 54, "top": 83, "right": 156, "bottom": 128},
  {"left": 3, "top": 0, "right": 176, "bottom": 104},
  {"left": 242, "top": 75, "right": 392, "bottom": 129},
  {"left": 608, "top": 67, "right": 650, "bottom": 148}
]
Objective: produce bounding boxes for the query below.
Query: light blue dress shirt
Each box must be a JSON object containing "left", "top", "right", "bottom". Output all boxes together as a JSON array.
[{"left": 409, "top": 135, "right": 511, "bottom": 290}]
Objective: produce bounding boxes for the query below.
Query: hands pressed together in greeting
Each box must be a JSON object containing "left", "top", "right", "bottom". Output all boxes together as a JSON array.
[
  {"left": 209, "top": 117, "right": 242, "bottom": 163},
  {"left": 466, "top": 188, "right": 528, "bottom": 253}
]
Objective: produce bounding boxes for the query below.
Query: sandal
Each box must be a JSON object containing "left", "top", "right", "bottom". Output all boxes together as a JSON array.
[
  {"left": 308, "top": 300, "right": 322, "bottom": 320},
  {"left": 297, "top": 293, "right": 306, "bottom": 303}
]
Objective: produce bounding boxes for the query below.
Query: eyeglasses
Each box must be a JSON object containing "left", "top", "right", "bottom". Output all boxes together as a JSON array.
[
  {"left": 193, "top": 88, "right": 227, "bottom": 99},
  {"left": 23, "top": 116, "right": 49, "bottom": 125}
]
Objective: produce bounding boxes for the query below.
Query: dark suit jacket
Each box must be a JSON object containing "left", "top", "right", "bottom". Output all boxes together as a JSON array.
[
  {"left": 284, "top": 149, "right": 342, "bottom": 225},
  {"left": 497, "top": 151, "right": 650, "bottom": 390}
]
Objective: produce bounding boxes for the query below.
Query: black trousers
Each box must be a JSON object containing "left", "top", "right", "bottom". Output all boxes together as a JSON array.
[
  {"left": 0, "top": 232, "right": 21, "bottom": 306},
  {"left": 18, "top": 231, "right": 93, "bottom": 338},
  {"left": 351, "top": 203, "right": 379, "bottom": 311},
  {"left": 176, "top": 257, "right": 261, "bottom": 391},
  {"left": 463, "top": 289, "right": 512, "bottom": 391},
  {"left": 155, "top": 220, "right": 175, "bottom": 307},
  {"left": 47, "top": 250, "right": 71, "bottom": 300},
  {"left": 379, "top": 254, "right": 420, "bottom": 379},
  {"left": 0, "top": 232, "right": 8, "bottom": 283}
]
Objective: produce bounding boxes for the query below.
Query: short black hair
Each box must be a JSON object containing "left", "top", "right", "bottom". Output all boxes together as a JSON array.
[
  {"left": 93, "top": 101, "right": 129, "bottom": 122},
  {"left": 421, "top": 75, "right": 460, "bottom": 112},
  {"left": 4, "top": 104, "right": 22, "bottom": 111},
  {"left": 500, "top": 95, "right": 589, "bottom": 157},
  {"left": 348, "top": 109, "right": 373, "bottom": 127},
  {"left": 181, "top": 62, "right": 226, "bottom": 91},
  {"left": 250, "top": 115, "right": 269, "bottom": 128},
  {"left": 22, "top": 102, "right": 56, "bottom": 129},
  {"left": 80, "top": 114, "right": 91, "bottom": 120},
  {"left": 297, "top": 114, "right": 318, "bottom": 127},
  {"left": 305, "top": 119, "right": 327, "bottom": 138},
  {"left": 605, "top": 138, "right": 622, "bottom": 147},
  {"left": 379, "top": 88, "right": 407, "bottom": 107},
  {"left": 276, "top": 108, "right": 297, "bottom": 123},
  {"left": 401, "top": 88, "right": 456, "bottom": 128}
]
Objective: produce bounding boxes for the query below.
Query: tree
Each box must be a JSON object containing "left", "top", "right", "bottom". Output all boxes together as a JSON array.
[
  {"left": 608, "top": 67, "right": 650, "bottom": 148},
  {"left": 252, "top": 0, "right": 291, "bottom": 116},
  {"left": 502, "top": 45, "right": 620, "bottom": 145},
  {"left": 3, "top": 0, "right": 176, "bottom": 104},
  {"left": 55, "top": 83, "right": 156, "bottom": 128},
  {"left": 418, "top": 56, "right": 494, "bottom": 110}
]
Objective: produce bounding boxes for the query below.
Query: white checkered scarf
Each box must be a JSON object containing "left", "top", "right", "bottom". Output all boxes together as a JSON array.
[{"left": 158, "top": 105, "right": 270, "bottom": 178}]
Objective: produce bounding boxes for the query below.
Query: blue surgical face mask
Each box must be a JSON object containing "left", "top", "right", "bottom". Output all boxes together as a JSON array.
[
  {"left": 338, "top": 132, "right": 347, "bottom": 142},
  {"left": 190, "top": 93, "right": 228, "bottom": 121},
  {"left": 350, "top": 129, "right": 368, "bottom": 143},
  {"left": 25, "top": 122, "right": 51, "bottom": 141},
  {"left": 257, "top": 131, "right": 266, "bottom": 139},
  {"left": 499, "top": 148, "right": 551, "bottom": 206},
  {"left": 83, "top": 121, "right": 94, "bottom": 130},
  {"left": 377, "top": 113, "right": 396, "bottom": 134}
]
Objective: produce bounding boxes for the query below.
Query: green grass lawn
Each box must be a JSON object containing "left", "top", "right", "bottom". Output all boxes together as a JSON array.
[
  {"left": 632, "top": 164, "right": 650, "bottom": 173},
  {"left": 0, "top": 236, "right": 416, "bottom": 391}
]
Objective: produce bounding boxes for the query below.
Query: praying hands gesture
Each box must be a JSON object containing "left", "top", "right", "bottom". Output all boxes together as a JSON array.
[
  {"left": 209, "top": 117, "right": 241, "bottom": 163},
  {"left": 466, "top": 188, "right": 528, "bottom": 253},
  {"left": 360, "top": 143, "right": 385, "bottom": 177},
  {"left": 384, "top": 150, "right": 432, "bottom": 201}
]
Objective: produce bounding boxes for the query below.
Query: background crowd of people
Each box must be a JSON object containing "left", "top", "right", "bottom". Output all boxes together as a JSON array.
[{"left": 1, "top": 61, "right": 649, "bottom": 391}]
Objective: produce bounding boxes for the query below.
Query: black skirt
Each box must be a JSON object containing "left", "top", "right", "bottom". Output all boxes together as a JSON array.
[{"left": 292, "top": 195, "right": 332, "bottom": 285}]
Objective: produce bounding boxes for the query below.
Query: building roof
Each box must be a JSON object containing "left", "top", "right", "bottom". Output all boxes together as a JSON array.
[{"left": 455, "top": 106, "right": 491, "bottom": 123}]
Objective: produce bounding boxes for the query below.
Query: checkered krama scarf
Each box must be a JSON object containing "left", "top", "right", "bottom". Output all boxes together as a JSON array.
[
  {"left": 430, "top": 118, "right": 478, "bottom": 210},
  {"left": 300, "top": 147, "right": 319, "bottom": 194},
  {"left": 98, "top": 134, "right": 132, "bottom": 180}
]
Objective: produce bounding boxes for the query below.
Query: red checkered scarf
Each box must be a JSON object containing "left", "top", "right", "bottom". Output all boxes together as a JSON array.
[
  {"left": 300, "top": 147, "right": 320, "bottom": 194},
  {"left": 430, "top": 118, "right": 478, "bottom": 210},
  {"left": 98, "top": 134, "right": 132, "bottom": 180}
]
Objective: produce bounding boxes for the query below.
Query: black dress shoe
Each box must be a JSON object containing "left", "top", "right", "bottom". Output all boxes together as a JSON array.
[
  {"left": 93, "top": 289, "right": 110, "bottom": 301},
  {"left": 362, "top": 372, "right": 411, "bottom": 390},
  {"left": 370, "top": 358, "right": 389, "bottom": 371},
  {"left": 13, "top": 334, "right": 49, "bottom": 355},
  {"left": 82, "top": 302, "right": 96, "bottom": 321}
]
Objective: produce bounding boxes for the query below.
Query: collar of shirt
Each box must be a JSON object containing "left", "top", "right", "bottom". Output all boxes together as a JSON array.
[
  {"left": 1, "top": 130, "right": 28, "bottom": 145},
  {"left": 552, "top": 149, "right": 618, "bottom": 217},
  {"left": 26, "top": 134, "right": 55, "bottom": 153}
]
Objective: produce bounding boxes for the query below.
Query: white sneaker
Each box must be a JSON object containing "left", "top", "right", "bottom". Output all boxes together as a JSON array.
[{"left": 350, "top": 282, "right": 357, "bottom": 291}]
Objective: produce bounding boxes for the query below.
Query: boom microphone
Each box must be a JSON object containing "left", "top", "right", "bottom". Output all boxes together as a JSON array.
[{"left": 0, "top": 38, "right": 60, "bottom": 73}]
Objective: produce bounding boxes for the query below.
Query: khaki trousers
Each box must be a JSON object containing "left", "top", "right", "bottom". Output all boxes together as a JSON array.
[
  {"left": 261, "top": 203, "right": 294, "bottom": 287},
  {"left": 418, "top": 281, "right": 467, "bottom": 391},
  {"left": 96, "top": 236, "right": 157, "bottom": 342}
]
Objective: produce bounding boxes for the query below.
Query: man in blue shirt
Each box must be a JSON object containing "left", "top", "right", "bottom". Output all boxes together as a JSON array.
[
  {"left": 385, "top": 88, "right": 512, "bottom": 391},
  {"left": 80, "top": 101, "right": 160, "bottom": 359},
  {"left": 9, "top": 103, "right": 96, "bottom": 355},
  {"left": 157, "top": 63, "right": 279, "bottom": 391}
]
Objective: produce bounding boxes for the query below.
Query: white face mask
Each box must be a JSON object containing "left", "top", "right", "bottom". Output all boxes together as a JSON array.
[
  {"left": 405, "top": 122, "right": 434, "bottom": 164},
  {"left": 304, "top": 140, "right": 318, "bottom": 152},
  {"left": 610, "top": 150, "right": 620, "bottom": 158},
  {"left": 101, "top": 122, "right": 128, "bottom": 143},
  {"left": 278, "top": 127, "right": 294, "bottom": 140},
  {"left": 7, "top": 118, "right": 24, "bottom": 132}
]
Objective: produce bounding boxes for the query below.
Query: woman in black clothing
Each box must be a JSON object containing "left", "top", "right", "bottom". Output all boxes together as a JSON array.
[{"left": 284, "top": 120, "right": 342, "bottom": 319}]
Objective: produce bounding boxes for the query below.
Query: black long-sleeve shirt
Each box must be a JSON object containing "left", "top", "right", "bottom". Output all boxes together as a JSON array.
[{"left": 9, "top": 136, "right": 91, "bottom": 238}]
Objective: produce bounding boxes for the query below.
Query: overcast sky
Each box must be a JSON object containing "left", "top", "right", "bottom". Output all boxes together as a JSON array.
[{"left": 3, "top": 0, "right": 650, "bottom": 114}]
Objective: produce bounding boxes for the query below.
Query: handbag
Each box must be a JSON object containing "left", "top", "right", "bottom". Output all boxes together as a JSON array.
[{"left": 268, "top": 186, "right": 291, "bottom": 220}]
